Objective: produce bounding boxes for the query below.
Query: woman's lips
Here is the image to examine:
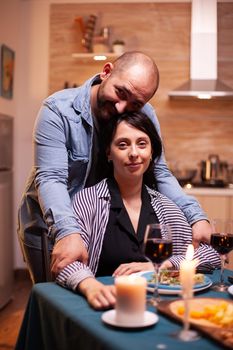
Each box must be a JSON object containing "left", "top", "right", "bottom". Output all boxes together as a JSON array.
[{"left": 126, "top": 163, "right": 142, "bottom": 170}]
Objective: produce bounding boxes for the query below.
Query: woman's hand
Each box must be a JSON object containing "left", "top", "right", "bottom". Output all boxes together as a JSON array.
[
  {"left": 78, "top": 278, "right": 116, "bottom": 310},
  {"left": 112, "top": 261, "right": 153, "bottom": 277}
]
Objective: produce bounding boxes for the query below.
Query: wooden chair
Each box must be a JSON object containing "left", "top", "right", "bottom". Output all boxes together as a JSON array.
[{"left": 41, "top": 231, "right": 52, "bottom": 282}]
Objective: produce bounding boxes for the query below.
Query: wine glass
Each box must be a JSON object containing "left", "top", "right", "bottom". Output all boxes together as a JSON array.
[
  {"left": 210, "top": 219, "right": 233, "bottom": 292},
  {"left": 143, "top": 223, "right": 172, "bottom": 306}
]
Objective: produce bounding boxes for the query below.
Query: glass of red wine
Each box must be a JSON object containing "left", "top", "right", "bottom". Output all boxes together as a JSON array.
[
  {"left": 143, "top": 223, "right": 172, "bottom": 305},
  {"left": 210, "top": 219, "right": 233, "bottom": 292}
]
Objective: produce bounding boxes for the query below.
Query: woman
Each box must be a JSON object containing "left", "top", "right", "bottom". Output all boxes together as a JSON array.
[{"left": 56, "top": 112, "right": 220, "bottom": 310}]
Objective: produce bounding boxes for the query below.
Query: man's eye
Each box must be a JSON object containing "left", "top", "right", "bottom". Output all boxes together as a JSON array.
[{"left": 116, "top": 88, "right": 126, "bottom": 99}]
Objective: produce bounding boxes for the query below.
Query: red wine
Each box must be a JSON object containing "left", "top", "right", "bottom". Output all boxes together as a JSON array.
[
  {"left": 210, "top": 233, "right": 233, "bottom": 255},
  {"left": 145, "top": 239, "right": 172, "bottom": 264}
]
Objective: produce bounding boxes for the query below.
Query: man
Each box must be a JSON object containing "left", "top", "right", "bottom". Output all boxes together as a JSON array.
[{"left": 18, "top": 51, "right": 211, "bottom": 283}]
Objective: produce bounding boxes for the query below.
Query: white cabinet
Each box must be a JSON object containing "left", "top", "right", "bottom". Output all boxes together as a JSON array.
[
  {"left": 194, "top": 195, "right": 233, "bottom": 222},
  {"left": 184, "top": 187, "right": 233, "bottom": 270},
  {"left": 184, "top": 187, "right": 233, "bottom": 222}
]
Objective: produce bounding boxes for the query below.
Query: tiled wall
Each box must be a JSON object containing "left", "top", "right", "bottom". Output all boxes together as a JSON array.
[{"left": 49, "top": 2, "right": 233, "bottom": 176}]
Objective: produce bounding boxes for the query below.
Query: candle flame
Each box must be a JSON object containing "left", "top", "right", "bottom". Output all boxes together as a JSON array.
[{"left": 185, "top": 244, "right": 194, "bottom": 261}]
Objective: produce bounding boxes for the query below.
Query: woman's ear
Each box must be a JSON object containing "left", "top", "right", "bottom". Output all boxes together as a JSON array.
[
  {"left": 100, "top": 62, "right": 114, "bottom": 80},
  {"left": 106, "top": 147, "right": 111, "bottom": 162}
]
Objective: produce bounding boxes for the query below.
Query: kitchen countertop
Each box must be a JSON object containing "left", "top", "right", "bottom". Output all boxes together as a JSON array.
[{"left": 183, "top": 185, "right": 233, "bottom": 196}]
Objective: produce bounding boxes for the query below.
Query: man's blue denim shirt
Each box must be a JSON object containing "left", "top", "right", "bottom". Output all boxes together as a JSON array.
[{"left": 18, "top": 74, "right": 207, "bottom": 245}]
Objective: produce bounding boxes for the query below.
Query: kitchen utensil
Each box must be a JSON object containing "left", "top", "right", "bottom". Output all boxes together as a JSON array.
[
  {"left": 200, "top": 154, "right": 229, "bottom": 187},
  {"left": 172, "top": 169, "right": 197, "bottom": 186}
]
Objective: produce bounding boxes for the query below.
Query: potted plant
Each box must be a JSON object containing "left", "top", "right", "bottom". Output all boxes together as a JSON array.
[{"left": 112, "top": 39, "right": 125, "bottom": 54}]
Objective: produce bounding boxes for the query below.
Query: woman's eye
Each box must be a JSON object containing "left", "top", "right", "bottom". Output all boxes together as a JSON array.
[
  {"left": 118, "top": 142, "right": 127, "bottom": 149},
  {"left": 138, "top": 141, "right": 147, "bottom": 147}
]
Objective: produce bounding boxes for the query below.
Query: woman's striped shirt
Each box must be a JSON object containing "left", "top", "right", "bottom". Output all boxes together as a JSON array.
[{"left": 56, "top": 179, "right": 220, "bottom": 291}]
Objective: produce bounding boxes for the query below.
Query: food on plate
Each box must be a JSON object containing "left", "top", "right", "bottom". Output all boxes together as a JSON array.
[
  {"left": 177, "top": 301, "right": 233, "bottom": 328},
  {"left": 148, "top": 270, "right": 205, "bottom": 285}
]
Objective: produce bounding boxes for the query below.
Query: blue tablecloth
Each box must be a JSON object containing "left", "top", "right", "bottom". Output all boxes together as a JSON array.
[{"left": 15, "top": 269, "right": 233, "bottom": 350}]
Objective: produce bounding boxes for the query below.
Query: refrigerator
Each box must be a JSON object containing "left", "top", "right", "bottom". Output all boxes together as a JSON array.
[{"left": 0, "top": 114, "right": 13, "bottom": 309}]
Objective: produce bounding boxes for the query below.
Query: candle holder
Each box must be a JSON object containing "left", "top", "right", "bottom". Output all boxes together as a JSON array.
[
  {"left": 175, "top": 295, "right": 199, "bottom": 341},
  {"left": 173, "top": 245, "right": 199, "bottom": 341}
]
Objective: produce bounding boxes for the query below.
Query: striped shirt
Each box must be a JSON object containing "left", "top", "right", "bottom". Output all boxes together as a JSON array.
[{"left": 56, "top": 179, "right": 220, "bottom": 291}]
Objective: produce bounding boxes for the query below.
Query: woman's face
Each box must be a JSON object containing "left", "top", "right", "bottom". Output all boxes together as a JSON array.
[{"left": 108, "top": 121, "right": 152, "bottom": 182}]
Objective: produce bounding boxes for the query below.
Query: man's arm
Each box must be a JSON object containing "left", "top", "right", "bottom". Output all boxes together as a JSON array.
[
  {"left": 191, "top": 220, "right": 212, "bottom": 247},
  {"left": 154, "top": 144, "right": 212, "bottom": 245},
  {"left": 142, "top": 103, "right": 211, "bottom": 244},
  {"left": 34, "top": 104, "right": 88, "bottom": 275}
]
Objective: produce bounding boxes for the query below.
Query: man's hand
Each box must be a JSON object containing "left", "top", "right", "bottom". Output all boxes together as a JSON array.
[
  {"left": 51, "top": 233, "right": 88, "bottom": 276},
  {"left": 192, "top": 220, "right": 212, "bottom": 248},
  {"left": 112, "top": 262, "right": 153, "bottom": 277},
  {"left": 79, "top": 278, "right": 116, "bottom": 310}
]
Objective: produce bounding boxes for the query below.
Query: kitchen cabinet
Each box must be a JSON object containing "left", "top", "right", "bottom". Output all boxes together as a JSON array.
[
  {"left": 184, "top": 187, "right": 233, "bottom": 269},
  {"left": 194, "top": 195, "right": 233, "bottom": 221},
  {"left": 184, "top": 187, "right": 233, "bottom": 221}
]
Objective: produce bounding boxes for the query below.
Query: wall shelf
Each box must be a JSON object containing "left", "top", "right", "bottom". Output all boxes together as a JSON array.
[{"left": 71, "top": 52, "right": 118, "bottom": 61}]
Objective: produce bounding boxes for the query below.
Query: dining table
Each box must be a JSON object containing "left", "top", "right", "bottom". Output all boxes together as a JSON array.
[{"left": 15, "top": 269, "right": 233, "bottom": 350}]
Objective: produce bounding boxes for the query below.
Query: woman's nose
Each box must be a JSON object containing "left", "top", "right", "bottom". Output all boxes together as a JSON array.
[
  {"left": 115, "top": 101, "right": 128, "bottom": 114},
  {"left": 129, "top": 145, "right": 138, "bottom": 158}
]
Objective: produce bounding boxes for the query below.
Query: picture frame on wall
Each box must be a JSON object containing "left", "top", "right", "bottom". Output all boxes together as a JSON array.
[{"left": 0, "top": 45, "right": 15, "bottom": 99}]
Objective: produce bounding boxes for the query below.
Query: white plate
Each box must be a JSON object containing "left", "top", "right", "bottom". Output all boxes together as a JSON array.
[
  {"left": 134, "top": 271, "right": 212, "bottom": 295},
  {"left": 228, "top": 285, "right": 233, "bottom": 296},
  {"left": 101, "top": 309, "right": 158, "bottom": 328}
]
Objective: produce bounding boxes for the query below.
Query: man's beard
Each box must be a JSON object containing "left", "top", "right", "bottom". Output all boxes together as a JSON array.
[{"left": 96, "top": 90, "right": 118, "bottom": 121}]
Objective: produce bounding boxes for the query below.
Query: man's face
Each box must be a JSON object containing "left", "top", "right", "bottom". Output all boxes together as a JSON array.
[{"left": 94, "top": 64, "right": 155, "bottom": 122}]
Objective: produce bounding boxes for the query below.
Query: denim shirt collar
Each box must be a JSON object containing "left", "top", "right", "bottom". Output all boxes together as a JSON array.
[{"left": 73, "top": 74, "right": 101, "bottom": 126}]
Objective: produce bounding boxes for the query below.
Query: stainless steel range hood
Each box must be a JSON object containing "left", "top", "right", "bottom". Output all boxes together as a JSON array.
[{"left": 169, "top": 0, "right": 233, "bottom": 100}]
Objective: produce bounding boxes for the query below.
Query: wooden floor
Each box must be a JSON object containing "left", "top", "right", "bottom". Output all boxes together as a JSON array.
[{"left": 0, "top": 271, "right": 32, "bottom": 350}]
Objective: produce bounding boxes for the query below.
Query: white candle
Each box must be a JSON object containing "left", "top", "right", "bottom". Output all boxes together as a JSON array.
[
  {"left": 115, "top": 275, "right": 146, "bottom": 326},
  {"left": 180, "top": 244, "right": 196, "bottom": 299}
]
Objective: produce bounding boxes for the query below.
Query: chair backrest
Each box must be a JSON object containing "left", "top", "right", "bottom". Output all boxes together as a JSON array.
[{"left": 41, "top": 231, "right": 52, "bottom": 282}]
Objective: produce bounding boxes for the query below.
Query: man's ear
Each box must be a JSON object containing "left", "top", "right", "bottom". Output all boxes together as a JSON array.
[{"left": 100, "top": 62, "right": 114, "bottom": 80}]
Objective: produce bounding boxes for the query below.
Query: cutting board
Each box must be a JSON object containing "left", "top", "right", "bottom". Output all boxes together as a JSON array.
[{"left": 157, "top": 298, "right": 233, "bottom": 349}]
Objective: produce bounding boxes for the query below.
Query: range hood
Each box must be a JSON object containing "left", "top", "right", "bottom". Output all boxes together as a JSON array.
[{"left": 169, "top": 0, "right": 233, "bottom": 100}]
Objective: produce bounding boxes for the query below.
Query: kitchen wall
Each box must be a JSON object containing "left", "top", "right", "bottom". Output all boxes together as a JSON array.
[
  {"left": 0, "top": 0, "right": 50, "bottom": 269},
  {"left": 0, "top": 0, "right": 25, "bottom": 270},
  {"left": 49, "top": 2, "right": 233, "bottom": 176}
]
